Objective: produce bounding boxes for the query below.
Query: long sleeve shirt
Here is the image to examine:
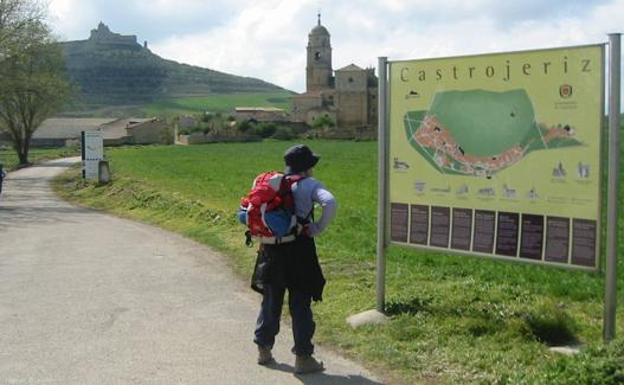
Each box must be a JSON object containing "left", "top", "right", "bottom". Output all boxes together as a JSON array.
[{"left": 291, "top": 177, "right": 337, "bottom": 237}]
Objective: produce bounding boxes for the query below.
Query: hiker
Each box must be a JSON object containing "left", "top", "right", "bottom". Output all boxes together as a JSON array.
[
  {"left": 253, "top": 144, "right": 337, "bottom": 374},
  {"left": 0, "top": 163, "right": 5, "bottom": 197}
]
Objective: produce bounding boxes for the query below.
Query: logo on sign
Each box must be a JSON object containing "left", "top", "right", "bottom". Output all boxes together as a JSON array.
[{"left": 559, "top": 84, "right": 573, "bottom": 99}]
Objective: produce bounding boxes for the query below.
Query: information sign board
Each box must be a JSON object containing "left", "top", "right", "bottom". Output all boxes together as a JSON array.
[{"left": 388, "top": 45, "right": 604, "bottom": 269}]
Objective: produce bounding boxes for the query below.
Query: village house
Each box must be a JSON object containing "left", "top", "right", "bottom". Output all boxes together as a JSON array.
[
  {"left": 233, "top": 107, "right": 288, "bottom": 123},
  {"left": 28, "top": 117, "right": 170, "bottom": 147}
]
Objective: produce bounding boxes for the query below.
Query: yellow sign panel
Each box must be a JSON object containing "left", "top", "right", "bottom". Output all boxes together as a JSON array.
[{"left": 388, "top": 45, "right": 604, "bottom": 269}]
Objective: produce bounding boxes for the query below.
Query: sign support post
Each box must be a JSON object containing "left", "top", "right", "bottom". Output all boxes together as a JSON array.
[
  {"left": 377, "top": 56, "right": 389, "bottom": 313},
  {"left": 604, "top": 33, "right": 620, "bottom": 343},
  {"left": 345, "top": 57, "right": 390, "bottom": 327}
]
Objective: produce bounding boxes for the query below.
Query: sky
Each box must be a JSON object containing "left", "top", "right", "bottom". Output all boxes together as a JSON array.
[{"left": 46, "top": 0, "right": 624, "bottom": 93}]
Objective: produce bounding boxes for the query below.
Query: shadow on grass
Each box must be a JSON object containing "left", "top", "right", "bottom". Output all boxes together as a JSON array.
[
  {"left": 385, "top": 296, "right": 432, "bottom": 316},
  {"left": 384, "top": 295, "right": 579, "bottom": 345},
  {"left": 523, "top": 309, "right": 579, "bottom": 346}
]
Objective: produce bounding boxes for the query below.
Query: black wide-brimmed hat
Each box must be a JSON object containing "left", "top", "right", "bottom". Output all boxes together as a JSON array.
[{"left": 284, "top": 144, "right": 320, "bottom": 174}]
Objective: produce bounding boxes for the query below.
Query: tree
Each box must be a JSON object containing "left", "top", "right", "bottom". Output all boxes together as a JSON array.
[
  {"left": 0, "top": 0, "right": 44, "bottom": 56},
  {"left": 0, "top": 0, "right": 70, "bottom": 165},
  {"left": 312, "top": 114, "right": 335, "bottom": 131}
]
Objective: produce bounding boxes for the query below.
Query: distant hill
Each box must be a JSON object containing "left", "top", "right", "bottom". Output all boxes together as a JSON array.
[{"left": 60, "top": 23, "right": 289, "bottom": 108}]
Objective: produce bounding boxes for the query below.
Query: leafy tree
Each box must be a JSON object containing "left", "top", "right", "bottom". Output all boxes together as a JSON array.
[
  {"left": 272, "top": 125, "right": 296, "bottom": 140},
  {"left": 0, "top": 0, "right": 70, "bottom": 165},
  {"left": 0, "top": 0, "right": 44, "bottom": 57},
  {"left": 252, "top": 122, "right": 277, "bottom": 138},
  {"left": 312, "top": 114, "right": 335, "bottom": 130},
  {"left": 238, "top": 119, "right": 253, "bottom": 133}
]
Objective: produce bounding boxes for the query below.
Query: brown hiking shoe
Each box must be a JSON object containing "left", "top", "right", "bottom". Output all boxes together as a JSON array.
[
  {"left": 257, "top": 346, "right": 275, "bottom": 365},
  {"left": 294, "top": 355, "right": 325, "bottom": 374}
]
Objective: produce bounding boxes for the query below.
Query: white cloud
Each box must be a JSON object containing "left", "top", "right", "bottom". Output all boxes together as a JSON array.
[
  {"left": 48, "top": 0, "right": 97, "bottom": 40},
  {"left": 151, "top": 0, "right": 316, "bottom": 89}
]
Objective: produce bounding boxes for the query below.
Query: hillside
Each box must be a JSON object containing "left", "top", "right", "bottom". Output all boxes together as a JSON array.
[{"left": 60, "top": 23, "right": 289, "bottom": 108}]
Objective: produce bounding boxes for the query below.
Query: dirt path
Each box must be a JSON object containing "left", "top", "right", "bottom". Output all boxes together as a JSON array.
[{"left": 0, "top": 158, "right": 383, "bottom": 385}]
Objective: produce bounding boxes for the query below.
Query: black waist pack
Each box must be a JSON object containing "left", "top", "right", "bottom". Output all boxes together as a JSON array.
[{"left": 251, "top": 247, "right": 271, "bottom": 294}]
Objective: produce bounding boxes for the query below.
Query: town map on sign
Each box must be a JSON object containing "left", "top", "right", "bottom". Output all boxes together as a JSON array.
[{"left": 404, "top": 89, "right": 583, "bottom": 178}]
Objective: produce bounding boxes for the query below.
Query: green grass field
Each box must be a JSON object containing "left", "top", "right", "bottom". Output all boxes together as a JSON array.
[
  {"left": 54, "top": 141, "right": 624, "bottom": 385},
  {"left": 141, "top": 91, "right": 294, "bottom": 118}
]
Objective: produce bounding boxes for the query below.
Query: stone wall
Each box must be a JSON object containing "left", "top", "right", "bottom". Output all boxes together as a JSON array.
[
  {"left": 336, "top": 91, "right": 368, "bottom": 128},
  {"left": 177, "top": 134, "right": 261, "bottom": 145},
  {"left": 335, "top": 69, "right": 368, "bottom": 92}
]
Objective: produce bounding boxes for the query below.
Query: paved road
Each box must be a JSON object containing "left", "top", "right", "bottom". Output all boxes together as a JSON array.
[{"left": 0, "top": 159, "right": 384, "bottom": 385}]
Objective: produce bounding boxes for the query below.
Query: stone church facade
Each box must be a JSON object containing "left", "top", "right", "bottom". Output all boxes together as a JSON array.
[{"left": 292, "top": 16, "right": 378, "bottom": 131}]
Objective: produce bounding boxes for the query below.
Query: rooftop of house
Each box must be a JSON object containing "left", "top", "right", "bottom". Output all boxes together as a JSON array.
[
  {"left": 99, "top": 118, "right": 156, "bottom": 139},
  {"left": 33, "top": 118, "right": 117, "bottom": 139},
  {"left": 234, "top": 107, "right": 285, "bottom": 113}
]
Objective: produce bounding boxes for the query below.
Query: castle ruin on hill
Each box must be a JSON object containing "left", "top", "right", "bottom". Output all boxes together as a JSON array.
[{"left": 89, "top": 22, "right": 147, "bottom": 49}]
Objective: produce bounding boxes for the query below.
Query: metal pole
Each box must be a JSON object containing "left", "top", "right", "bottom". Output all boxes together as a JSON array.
[
  {"left": 604, "top": 33, "right": 621, "bottom": 343},
  {"left": 376, "top": 57, "right": 388, "bottom": 313}
]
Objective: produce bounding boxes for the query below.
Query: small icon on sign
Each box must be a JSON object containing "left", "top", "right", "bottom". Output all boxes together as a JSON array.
[
  {"left": 393, "top": 157, "right": 410, "bottom": 171},
  {"left": 559, "top": 84, "right": 573, "bottom": 99},
  {"left": 553, "top": 162, "right": 566, "bottom": 178},
  {"left": 527, "top": 187, "right": 539, "bottom": 200},
  {"left": 502, "top": 184, "right": 517, "bottom": 199},
  {"left": 405, "top": 90, "right": 420, "bottom": 99},
  {"left": 577, "top": 162, "right": 590, "bottom": 178},
  {"left": 456, "top": 184, "right": 469, "bottom": 195},
  {"left": 478, "top": 187, "right": 496, "bottom": 197}
]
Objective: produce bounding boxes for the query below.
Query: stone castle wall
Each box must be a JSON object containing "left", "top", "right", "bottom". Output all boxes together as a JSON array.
[{"left": 89, "top": 23, "right": 138, "bottom": 46}]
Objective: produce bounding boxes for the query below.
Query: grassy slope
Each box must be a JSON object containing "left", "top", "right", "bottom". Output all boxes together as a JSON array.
[
  {"left": 140, "top": 92, "right": 293, "bottom": 118},
  {"left": 61, "top": 91, "right": 294, "bottom": 119},
  {"left": 53, "top": 141, "right": 624, "bottom": 385},
  {"left": 61, "top": 38, "right": 284, "bottom": 107}
]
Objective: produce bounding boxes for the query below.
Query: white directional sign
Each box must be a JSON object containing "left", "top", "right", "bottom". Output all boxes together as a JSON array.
[{"left": 82, "top": 131, "right": 104, "bottom": 180}]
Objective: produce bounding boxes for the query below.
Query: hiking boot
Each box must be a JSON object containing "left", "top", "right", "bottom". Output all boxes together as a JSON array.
[
  {"left": 257, "top": 346, "right": 275, "bottom": 365},
  {"left": 294, "top": 355, "right": 325, "bottom": 374}
]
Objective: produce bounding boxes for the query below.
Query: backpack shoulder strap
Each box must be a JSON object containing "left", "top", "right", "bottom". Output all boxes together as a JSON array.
[{"left": 281, "top": 174, "right": 306, "bottom": 193}]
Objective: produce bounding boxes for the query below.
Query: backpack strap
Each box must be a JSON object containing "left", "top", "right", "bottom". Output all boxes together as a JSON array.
[{"left": 282, "top": 173, "right": 306, "bottom": 187}]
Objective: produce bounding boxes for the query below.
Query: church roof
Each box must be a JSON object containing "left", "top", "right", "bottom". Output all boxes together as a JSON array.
[
  {"left": 310, "top": 24, "right": 329, "bottom": 36},
  {"left": 336, "top": 63, "right": 364, "bottom": 71},
  {"left": 310, "top": 13, "right": 330, "bottom": 36}
]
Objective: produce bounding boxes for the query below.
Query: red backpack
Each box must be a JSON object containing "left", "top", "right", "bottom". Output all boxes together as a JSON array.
[{"left": 238, "top": 171, "right": 305, "bottom": 246}]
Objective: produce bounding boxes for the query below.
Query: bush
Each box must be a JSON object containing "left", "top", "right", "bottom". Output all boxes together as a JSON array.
[
  {"left": 238, "top": 120, "right": 253, "bottom": 133},
  {"left": 252, "top": 122, "right": 277, "bottom": 138},
  {"left": 178, "top": 126, "right": 204, "bottom": 135},
  {"left": 312, "top": 115, "right": 335, "bottom": 130},
  {"left": 271, "top": 126, "right": 296, "bottom": 140}
]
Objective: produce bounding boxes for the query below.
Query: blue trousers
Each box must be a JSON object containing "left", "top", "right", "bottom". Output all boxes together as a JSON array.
[{"left": 254, "top": 283, "right": 315, "bottom": 356}]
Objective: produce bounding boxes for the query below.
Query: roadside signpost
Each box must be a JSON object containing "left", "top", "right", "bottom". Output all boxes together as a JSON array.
[
  {"left": 375, "top": 35, "right": 620, "bottom": 342},
  {"left": 81, "top": 131, "right": 104, "bottom": 180}
]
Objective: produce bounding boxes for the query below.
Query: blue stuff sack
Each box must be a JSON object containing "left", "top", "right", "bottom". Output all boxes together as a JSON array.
[
  {"left": 237, "top": 208, "right": 247, "bottom": 224},
  {"left": 264, "top": 209, "right": 293, "bottom": 237}
]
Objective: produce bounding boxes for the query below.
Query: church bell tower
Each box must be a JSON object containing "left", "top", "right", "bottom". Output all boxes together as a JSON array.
[{"left": 306, "top": 13, "right": 332, "bottom": 92}]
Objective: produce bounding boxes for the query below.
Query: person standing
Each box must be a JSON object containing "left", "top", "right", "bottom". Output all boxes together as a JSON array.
[{"left": 253, "top": 144, "right": 337, "bottom": 374}]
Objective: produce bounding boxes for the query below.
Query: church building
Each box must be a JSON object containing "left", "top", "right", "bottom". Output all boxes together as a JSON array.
[{"left": 291, "top": 15, "right": 378, "bottom": 131}]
